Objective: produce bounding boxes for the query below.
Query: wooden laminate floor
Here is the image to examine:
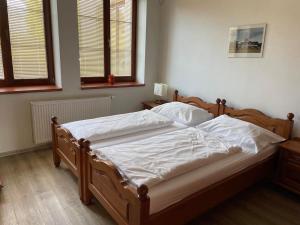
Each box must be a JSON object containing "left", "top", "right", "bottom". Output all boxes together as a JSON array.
[{"left": 0, "top": 149, "right": 300, "bottom": 225}]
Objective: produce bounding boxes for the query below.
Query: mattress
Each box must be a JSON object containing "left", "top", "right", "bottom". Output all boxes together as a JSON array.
[{"left": 148, "top": 144, "right": 277, "bottom": 214}]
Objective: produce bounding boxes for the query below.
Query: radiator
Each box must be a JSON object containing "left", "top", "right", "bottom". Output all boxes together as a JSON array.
[{"left": 31, "top": 96, "right": 112, "bottom": 144}]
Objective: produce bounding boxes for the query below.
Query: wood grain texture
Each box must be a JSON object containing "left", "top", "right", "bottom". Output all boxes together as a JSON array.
[
  {"left": 0, "top": 85, "right": 62, "bottom": 95},
  {"left": 280, "top": 139, "right": 300, "bottom": 154},
  {"left": 51, "top": 117, "right": 81, "bottom": 177},
  {"left": 1, "top": 149, "right": 300, "bottom": 225},
  {"left": 275, "top": 139, "right": 300, "bottom": 195},
  {"left": 224, "top": 106, "right": 294, "bottom": 139},
  {"left": 81, "top": 82, "right": 145, "bottom": 90},
  {"left": 0, "top": 149, "right": 115, "bottom": 225}
]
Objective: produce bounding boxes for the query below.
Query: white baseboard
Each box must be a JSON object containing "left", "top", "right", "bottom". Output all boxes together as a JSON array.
[{"left": 0, "top": 143, "right": 51, "bottom": 158}]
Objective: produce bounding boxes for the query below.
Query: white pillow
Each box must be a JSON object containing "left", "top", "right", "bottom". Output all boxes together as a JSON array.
[
  {"left": 197, "top": 115, "right": 285, "bottom": 153},
  {"left": 151, "top": 102, "right": 214, "bottom": 126}
]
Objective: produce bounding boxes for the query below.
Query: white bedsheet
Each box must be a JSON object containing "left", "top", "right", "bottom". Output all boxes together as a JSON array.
[
  {"left": 62, "top": 110, "right": 173, "bottom": 142},
  {"left": 149, "top": 145, "right": 277, "bottom": 214},
  {"left": 93, "top": 128, "right": 242, "bottom": 188},
  {"left": 90, "top": 121, "right": 187, "bottom": 149}
]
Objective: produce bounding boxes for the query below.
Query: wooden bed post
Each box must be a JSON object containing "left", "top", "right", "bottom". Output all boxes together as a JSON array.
[
  {"left": 287, "top": 113, "right": 295, "bottom": 139},
  {"left": 137, "top": 185, "right": 150, "bottom": 225},
  {"left": 129, "top": 184, "right": 150, "bottom": 225},
  {"left": 79, "top": 139, "right": 93, "bottom": 205},
  {"left": 216, "top": 98, "right": 221, "bottom": 116},
  {"left": 220, "top": 99, "right": 227, "bottom": 115},
  {"left": 51, "top": 117, "right": 61, "bottom": 168},
  {"left": 173, "top": 90, "right": 179, "bottom": 101}
]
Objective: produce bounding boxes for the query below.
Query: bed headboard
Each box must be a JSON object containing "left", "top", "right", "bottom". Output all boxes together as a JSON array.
[
  {"left": 223, "top": 103, "right": 294, "bottom": 139},
  {"left": 173, "top": 90, "right": 221, "bottom": 117}
]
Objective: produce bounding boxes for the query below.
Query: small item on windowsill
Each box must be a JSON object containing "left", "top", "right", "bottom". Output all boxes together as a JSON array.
[{"left": 108, "top": 74, "right": 115, "bottom": 85}]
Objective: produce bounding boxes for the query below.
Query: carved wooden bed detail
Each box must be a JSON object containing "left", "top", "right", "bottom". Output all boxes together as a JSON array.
[
  {"left": 79, "top": 140, "right": 150, "bottom": 225},
  {"left": 51, "top": 90, "right": 223, "bottom": 179},
  {"left": 174, "top": 90, "right": 221, "bottom": 117},
  {"left": 51, "top": 117, "right": 82, "bottom": 177},
  {"left": 78, "top": 102, "right": 294, "bottom": 225},
  {"left": 220, "top": 99, "right": 295, "bottom": 139}
]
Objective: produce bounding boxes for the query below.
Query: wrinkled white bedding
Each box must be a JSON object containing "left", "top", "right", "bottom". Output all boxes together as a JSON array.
[
  {"left": 91, "top": 121, "right": 187, "bottom": 149},
  {"left": 197, "top": 115, "right": 285, "bottom": 153},
  {"left": 93, "top": 127, "right": 242, "bottom": 187},
  {"left": 149, "top": 144, "right": 277, "bottom": 214},
  {"left": 62, "top": 110, "right": 173, "bottom": 142}
]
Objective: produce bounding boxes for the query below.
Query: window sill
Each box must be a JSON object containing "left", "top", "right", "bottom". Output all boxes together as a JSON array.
[
  {"left": 0, "top": 85, "right": 62, "bottom": 95},
  {"left": 81, "top": 82, "right": 145, "bottom": 90}
]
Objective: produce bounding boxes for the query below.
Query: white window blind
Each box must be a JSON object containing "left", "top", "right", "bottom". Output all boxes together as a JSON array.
[
  {"left": 110, "top": 0, "right": 132, "bottom": 77},
  {"left": 78, "top": 0, "right": 104, "bottom": 78},
  {"left": 7, "top": 0, "right": 48, "bottom": 80}
]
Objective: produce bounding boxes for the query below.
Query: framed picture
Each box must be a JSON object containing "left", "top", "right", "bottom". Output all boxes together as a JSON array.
[{"left": 228, "top": 24, "right": 267, "bottom": 58}]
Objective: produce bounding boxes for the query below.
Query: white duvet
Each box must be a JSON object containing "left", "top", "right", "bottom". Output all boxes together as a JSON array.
[
  {"left": 93, "top": 127, "right": 241, "bottom": 187},
  {"left": 62, "top": 110, "right": 173, "bottom": 142}
]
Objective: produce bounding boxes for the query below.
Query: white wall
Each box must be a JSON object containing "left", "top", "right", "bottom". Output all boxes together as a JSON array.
[
  {"left": 159, "top": 0, "right": 300, "bottom": 136},
  {"left": 0, "top": 0, "right": 161, "bottom": 154}
]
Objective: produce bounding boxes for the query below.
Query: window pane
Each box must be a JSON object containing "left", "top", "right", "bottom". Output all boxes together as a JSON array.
[
  {"left": 78, "top": 0, "right": 104, "bottom": 78},
  {"left": 110, "top": 0, "right": 132, "bottom": 77},
  {"left": 0, "top": 40, "right": 4, "bottom": 80},
  {"left": 7, "top": 0, "right": 48, "bottom": 80}
]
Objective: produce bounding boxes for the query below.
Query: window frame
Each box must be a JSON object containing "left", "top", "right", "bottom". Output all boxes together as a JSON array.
[
  {"left": 0, "top": 0, "right": 55, "bottom": 87},
  {"left": 80, "top": 0, "right": 137, "bottom": 84}
]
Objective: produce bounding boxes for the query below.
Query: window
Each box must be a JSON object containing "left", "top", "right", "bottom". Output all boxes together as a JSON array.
[
  {"left": 78, "top": 0, "right": 137, "bottom": 84},
  {"left": 77, "top": 0, "right": 105, "bottom": 81},
  {"left": 0, "top": 0, "right": 55, "bottom": 87}
]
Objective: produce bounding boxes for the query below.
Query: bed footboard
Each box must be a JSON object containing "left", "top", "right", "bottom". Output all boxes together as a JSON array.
[
  {"left": 51, "top": 117, "right": 81, "bottom": 177},
  {"left": 80, "top": 140, "right": 150, "bottom": 225}
]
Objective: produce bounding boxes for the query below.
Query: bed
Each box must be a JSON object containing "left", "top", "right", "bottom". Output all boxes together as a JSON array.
[
  {"left": 78, "top": 102, "right": 294, "bottom": 225},
  {"left": 51, "top": 90, "right": 222, "bottom": 179}
]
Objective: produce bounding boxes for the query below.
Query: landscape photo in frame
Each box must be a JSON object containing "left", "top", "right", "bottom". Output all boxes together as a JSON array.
[{"left": 228, "top": 24, "right": 267, "bottom": 58}]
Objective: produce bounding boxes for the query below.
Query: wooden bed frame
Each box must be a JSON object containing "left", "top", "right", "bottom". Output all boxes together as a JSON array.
[
  {"left": 51, "top": 90, "right": 222, "bottom": 178},
  {"left": 220, "top": 99, "right": 294, "bottom": 139},
  {"left": 77, "top": 97, "right": 294, "bottom": 225},
  {"left": 52, "top": 91, "right": 294, "bottom": 225},
  {"left": 80, "top": 143, "right": 278, "bottom": 225}
]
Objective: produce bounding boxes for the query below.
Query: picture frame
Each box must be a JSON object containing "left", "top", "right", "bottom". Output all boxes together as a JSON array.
[{"left": 228, "top": 24, "right": 267, "bottom": 58}]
